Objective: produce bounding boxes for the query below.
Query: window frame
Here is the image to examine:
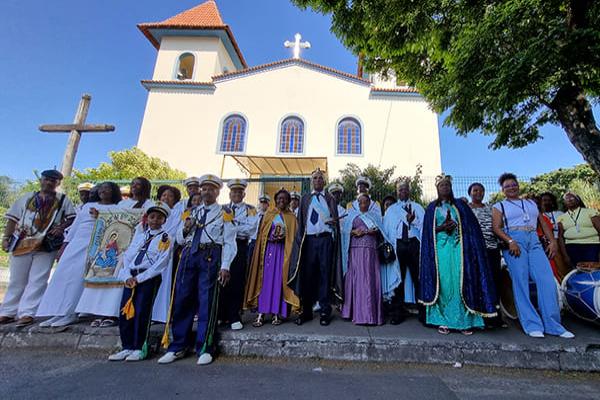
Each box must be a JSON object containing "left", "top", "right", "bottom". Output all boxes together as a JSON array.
[
  {"left": 335, "top": 116, "right": 364, "bottom": 157},
  {"left": 217, "top": 113, "right": 249, "bottom": 154},
  {"left": 276, "top": 114, "right": 307, "bottom": 156}
]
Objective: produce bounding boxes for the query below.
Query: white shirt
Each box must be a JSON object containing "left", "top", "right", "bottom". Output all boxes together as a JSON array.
[
  {"left": 394, "top": 199, "right": 425, "bottom": 240},
  {"left": 250, "top": 209, "right": 266, "bottom": 241},
  {"left": 228, "top": 201, "right": 258, "bottom": 240},
  {"left": 306, "top": 191, "right": 332, "bottom": 235},
  {"left": 6, "top": 191, "right": 76, "bottom": 235},
  {"left": 176, "top": 202, "right": 238, "bottom": 270},
  {"left": 118, "top": 198, "right": 154, "bottom": 211},
  {"left": 494, "top": 199, "right": 539, "bottom": 230},
  {"left": 119, "top": 228, "right": 173, "bottom": 284}
]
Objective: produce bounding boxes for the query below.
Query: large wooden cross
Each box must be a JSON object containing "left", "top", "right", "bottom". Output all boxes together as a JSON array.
[{"left": 39, "top": 94, "right": 115, "bottom": 178}]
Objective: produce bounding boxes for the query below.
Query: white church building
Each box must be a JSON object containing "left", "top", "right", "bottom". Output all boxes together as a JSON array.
[{"left": 136, "top": 1, "right": 441, "bottom": 196}]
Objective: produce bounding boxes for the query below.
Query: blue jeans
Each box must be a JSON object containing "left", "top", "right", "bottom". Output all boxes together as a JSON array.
[{"left": 502, "top": 230, "right": 566, "bottom": 335}]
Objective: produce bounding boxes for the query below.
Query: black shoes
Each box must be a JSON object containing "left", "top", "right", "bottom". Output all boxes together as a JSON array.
[{"left": 319, "top": 314, "right": 331, "bottom": 326}]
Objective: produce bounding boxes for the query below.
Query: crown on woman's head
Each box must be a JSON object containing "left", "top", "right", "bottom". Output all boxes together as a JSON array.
[{"left": 435, "top": 173, "right": 453, "bottom": 187}]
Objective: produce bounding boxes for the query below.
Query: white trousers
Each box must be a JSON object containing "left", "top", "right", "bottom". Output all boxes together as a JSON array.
[{"left": 0, "top": 251, "right": 56, "bottom": 318}]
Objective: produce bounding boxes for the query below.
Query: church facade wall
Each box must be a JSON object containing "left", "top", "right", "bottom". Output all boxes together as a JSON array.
[{"left": 137, "top": 64, "right": 441, "bottom": 181}]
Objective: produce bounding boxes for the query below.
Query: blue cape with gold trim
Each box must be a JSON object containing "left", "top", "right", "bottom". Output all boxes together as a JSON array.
[{"left": 419, "top": 199, "right": 497, "bottom": 316}]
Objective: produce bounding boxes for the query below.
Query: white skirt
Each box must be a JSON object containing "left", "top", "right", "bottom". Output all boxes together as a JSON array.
[{"left": 75, "top": 286, "right": 123, "bottom": 318}]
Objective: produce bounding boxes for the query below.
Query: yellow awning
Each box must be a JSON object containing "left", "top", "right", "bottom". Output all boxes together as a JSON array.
[{"left": 226, "top": 155, "right": 328, "bottom": 177}]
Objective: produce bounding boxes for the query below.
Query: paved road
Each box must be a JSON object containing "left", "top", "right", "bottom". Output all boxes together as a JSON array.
[{"left": 1, "top": 349, "right": 598, "bottom": 399}]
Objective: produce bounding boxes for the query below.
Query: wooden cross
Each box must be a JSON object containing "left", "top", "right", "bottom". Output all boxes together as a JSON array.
[{"left": 39, "top": 94, "right": 115, "bottom": 178}]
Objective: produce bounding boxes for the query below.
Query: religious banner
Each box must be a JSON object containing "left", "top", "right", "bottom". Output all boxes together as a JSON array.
[{"left": 84, "top": 209, "right": 143, "bottom": 288}]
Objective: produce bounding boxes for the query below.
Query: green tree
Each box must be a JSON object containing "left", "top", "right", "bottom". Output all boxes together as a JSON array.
[
  {"left": 73, "top": 147, "right": 186, "bottom": 182},
  {"left": 335, "top": 163, "right": 423, "bottom": 206},
  {"left": 292, "top": 1, "right": 600, "bottom": 173}
]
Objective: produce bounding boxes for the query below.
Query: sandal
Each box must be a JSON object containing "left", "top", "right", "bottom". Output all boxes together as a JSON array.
[
  {"left": 90, "top": 319, "right": 102, "bottom": 328},
  {"left": 461, "top": 330, "right": 473, "bottom": 336},
  {"left": 252, "top": 314, "right": 264, "bottom": 328},
  {"left": 100, "top": 318, "right": 117, "bottom": 328},
  {"left": 437, "top": 326, "right": 450, "bottom": 335},
  {"left": 271, "top": 315, "right": 282, "bottom": 326}
]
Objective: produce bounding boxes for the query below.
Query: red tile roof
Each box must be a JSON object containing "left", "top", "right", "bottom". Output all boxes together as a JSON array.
[
  {"left": 157, "top": 1, "right": 225, "bottom": 27},
  {"left": 138, "top": 1, "right": 246, "bottom": 67},
  {"left": 213, "top": 58, "right": 372, "bottom": 86}
]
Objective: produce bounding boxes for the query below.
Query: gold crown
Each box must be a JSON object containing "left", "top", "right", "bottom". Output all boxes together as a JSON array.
[{"left": 435, "top": 173, "right": 452, "bottom": 187}]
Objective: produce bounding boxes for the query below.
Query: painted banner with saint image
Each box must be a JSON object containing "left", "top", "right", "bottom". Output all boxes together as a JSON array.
[{"left": 84, "top": 209, "right": 143, "bottom": 288}]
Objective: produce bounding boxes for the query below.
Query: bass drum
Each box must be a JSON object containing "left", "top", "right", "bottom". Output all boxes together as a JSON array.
[
  {"left": 561, "top": 268, "right": 600, "bottom": 324},
  {"left": 499, "top": 267, "right": 563, "bottom": 320}
]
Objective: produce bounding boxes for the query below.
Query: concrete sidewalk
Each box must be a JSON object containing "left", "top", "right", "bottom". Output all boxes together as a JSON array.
[{"left": 1, "top": 313, "right": 598, "bottom": 372}]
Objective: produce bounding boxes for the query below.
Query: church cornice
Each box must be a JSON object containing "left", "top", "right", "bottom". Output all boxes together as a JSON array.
[{"left": 141, "top": 80, "right": 216, "bottom": 92}]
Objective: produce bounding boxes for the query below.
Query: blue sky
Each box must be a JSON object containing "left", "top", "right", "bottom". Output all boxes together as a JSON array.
[{"left": 0, "top": 0, "right": 591, "bottom": 181}]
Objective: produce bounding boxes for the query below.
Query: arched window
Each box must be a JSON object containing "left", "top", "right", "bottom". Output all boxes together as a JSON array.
[
  {"left": 176, "top": 53, "right": 195, "bottom": 80},
  {"left": 220, "top": 115, "right": 247, "bottom": 153},
  {"left": 337, "top": 117, "right": 362, "bottom": 155},
  {"left": 279, "top": 116, "right": 304, "bottom": 153}
]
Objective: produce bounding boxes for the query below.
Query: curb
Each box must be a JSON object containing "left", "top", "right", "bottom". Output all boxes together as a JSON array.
[{"left": 1, "top": 322, "right": 599, "bottom": 372}]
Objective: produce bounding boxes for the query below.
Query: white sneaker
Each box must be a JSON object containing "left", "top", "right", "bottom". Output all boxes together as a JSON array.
[
  {"left": 39, "top": 316, "right": 61, "bottom": 327},
  {"left": 528, "top": 331, "right": 545, "bottom": 338},
  {"left": 231, "top": 321, "right": 243, "bottom": 330},
  {"left": 50, "top": 314, "right": 78, "bottom": 327},
  {"left": 197, "top": 353, "right": 213, "bottom": 365},
  {"left": 108, "top": 349, "right": 133, "bottom": 361},
  {"left": 312, "top": 303, "right": 321, "bottom": 312},
  {"left": 125, "top": 350, "right": 144, "bottom": 361},
  {"left": 157, "top": 351, "right": 184, "bottom": 364},
  {"left": 559, "top": 330, "right": 575, "bottom": 339}
]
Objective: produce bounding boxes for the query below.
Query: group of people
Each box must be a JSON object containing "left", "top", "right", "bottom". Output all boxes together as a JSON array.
[{"left": 1, "top": 168, "right": 599, "bottom": 365}]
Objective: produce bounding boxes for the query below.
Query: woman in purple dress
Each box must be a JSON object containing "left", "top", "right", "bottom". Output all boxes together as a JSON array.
[
  {"left": 341, "top": 194, "right": 385, "bottom": 325},
  {"left": 244, "top": 189, "right": 300, "bottom": 326}
]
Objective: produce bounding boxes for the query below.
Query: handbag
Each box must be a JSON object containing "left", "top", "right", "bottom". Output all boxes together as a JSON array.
[
  {"left": 41, "top": 194, "right": 66, "bottom": 252},
  {"left": 376, "top": 231, "right": 396, "bottom": 264}
]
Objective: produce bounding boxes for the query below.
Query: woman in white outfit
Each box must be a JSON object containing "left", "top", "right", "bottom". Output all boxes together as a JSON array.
[
  {"left": 37, "top": 182, "right": 122, "bottom": 327},
  {"left": 76, "top": 177, "right": 154, "bottom": 327},
  {"left": 152, "top": 185, "right": 183, "bottom": 322}
]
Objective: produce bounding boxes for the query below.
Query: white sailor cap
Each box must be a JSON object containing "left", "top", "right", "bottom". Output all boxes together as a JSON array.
[
  {"left": 328, "top": 183, "right": 344, "bottom": 194},
  {"left": 77, "top": 182, "right": 94, "bottom": 192},
  {"left": 355, "top": 176, "right": 372, "bottom": 188},
  {"left": 120, "top": 185, "right": 130, "bottom": 195},
  {"left": 227, "top": 179, "right": 248, "bottom": 190},
  {"left": 290, "top": 191, "right": 301, "bottom": 200},
  {"left": 183, "top": 176, "right": 201, "bottom": 187},
  {"left": 146, "top": 201, "right": 171, "bottom": 218},
  {"left": 199, "top": 174, "right": 223, "bottom": 189},
  {"left": 258, "top": 194, "right": 271, "bottom": 203}
]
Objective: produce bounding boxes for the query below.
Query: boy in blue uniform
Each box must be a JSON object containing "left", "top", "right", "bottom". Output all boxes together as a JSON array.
[
  {"left": 158, "top": 174, "right": 237, "bottom": 366},
  {"left": 109, "top": 202, "right": 173, "bottom": 362}
]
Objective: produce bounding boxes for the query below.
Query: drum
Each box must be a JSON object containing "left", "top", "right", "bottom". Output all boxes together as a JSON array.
[
  {"left": 561, "top": 268, "right": 600, "bottom": 323},
  {"left": 499, "top": 267, "right": 563, "bottom": 320}
]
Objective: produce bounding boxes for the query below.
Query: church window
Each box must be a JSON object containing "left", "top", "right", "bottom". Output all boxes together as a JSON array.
[
  {"left": 279, "top": 116, "right": 304, "bottom": 153},
  {"left": 220, "top": 115, "right": 247, "bottom": 153},
  {"left": 176, "top": 53, "right": 195, "bottom": 80},
  {"left": 337, "top": 118, "right": 362, "bottom": 155}
]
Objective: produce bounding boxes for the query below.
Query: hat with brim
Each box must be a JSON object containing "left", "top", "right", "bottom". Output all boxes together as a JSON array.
[
  {"left": 227, "top": 179, "right": 248, "bottom": 190},
  {"left": 77, "top": 182, "right": 94, "bottom": 192},
  {"left": 199, "top": 174, "right": 223, "bottom": 189},
  {"left": 290, "top": 191, "right": 301, "bottom": 200},
  {"left": 183, "top": 177, "right": 201, "bottom": 187},
  {"left": 259, "top": 194, "right": 271, "bottom": 203},
  {"left": 328, "top": 183, "right": 344, "bottom": 194},
  {"left": 120, "top": 185, "right": 130, "bottom": 194},
  {"left": 147, "top": 202, "right": 170, "bottom": 218},
  {"left": 355, "top": 176, "right": 372, "bottom": 188},
  {"left": 41, "top": 169, "right": 63, "bottom": 181}
]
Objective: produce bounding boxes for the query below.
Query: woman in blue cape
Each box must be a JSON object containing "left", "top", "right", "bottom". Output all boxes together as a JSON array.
[
  {"left": 341, "top": 194, "right": 401, "bottom": 325},
  {"left": 420, "top": 175, "right": 497, "bottom": 335}
]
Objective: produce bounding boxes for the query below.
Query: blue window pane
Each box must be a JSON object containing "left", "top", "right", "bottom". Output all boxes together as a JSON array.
[{"left": 221, "top": 115, "right": 246, "bottom": 152}]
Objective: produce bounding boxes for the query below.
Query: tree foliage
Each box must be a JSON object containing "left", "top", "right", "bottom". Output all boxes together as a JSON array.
[
  {"left": 488, "top": 163, "right": 600, "bottom": 207},
  {"left": 292, "top": 0, "right": 600, "bottom": 172},
  {"left": 73, "top": 147, "right": 186, "bottom": 182},
  {"left": 334, "top": 163, "right": 423, "bottom": 205}
]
